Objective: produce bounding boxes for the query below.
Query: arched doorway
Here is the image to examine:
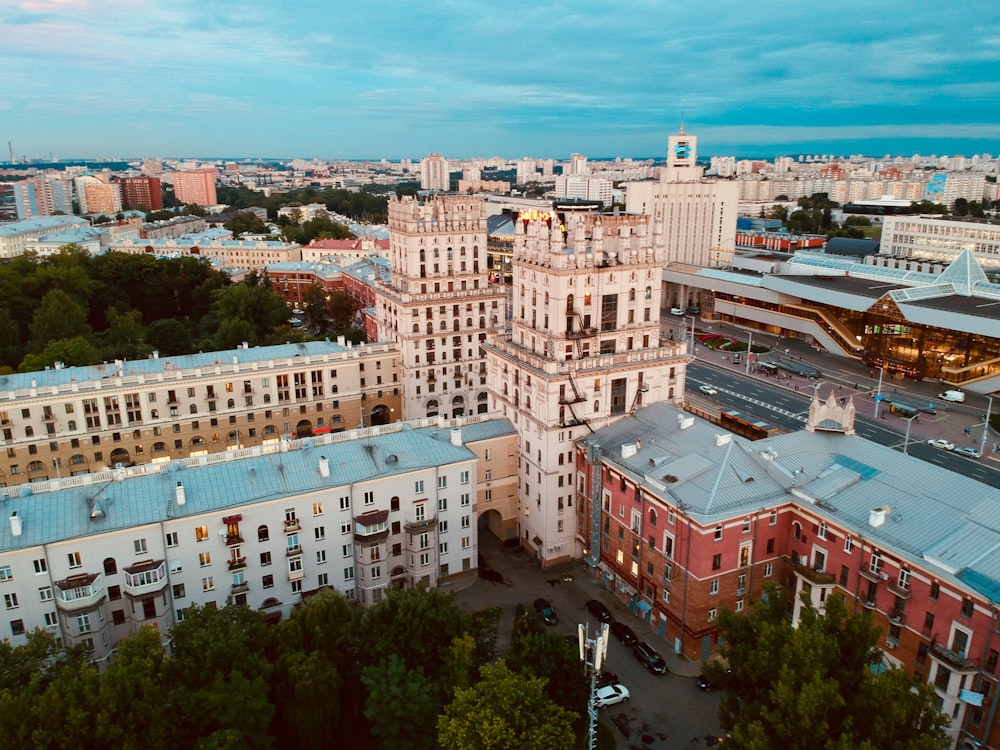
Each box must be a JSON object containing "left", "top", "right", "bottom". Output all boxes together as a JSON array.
[
  {"left": 369, "top": 404, "right": 391, "bottom": 426},
  {"left": 109, "top": 448, "right": 131, "bottom": 468},
  {"left": 295, "top": 419, "right": 313, "bottom": 438},
  {"left": 426, "top": 399, "right": 439, "bottom": 418},
  {"left": 451, "top": 395, "right": 465, "bottom": 418}
]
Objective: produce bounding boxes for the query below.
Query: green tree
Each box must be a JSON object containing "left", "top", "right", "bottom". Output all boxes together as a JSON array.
[
  {"left": 326, "top": 288, "right": 361, "bottom": 331},
  {"left": 29, "top": 289, "right": 91, "bottom": 350},
  {"left": 300, "top": 284, "right": 330, "bottom": 333},
  {"left": 437, "top": 660, "right": 577, "bottom": 750},
  {"left": 362, "top": 654, "right": 441, "bottom": 750},
  {"left": 163, "top": 603, "right": 275, "bottom": 750},
  {"left": 711, "top": 585, "right": 949, "bottom": 749},
  {"left": 145, "top": 318, "right": 194, "bottom": 356},
  {"left": 99, "top": 305, "right": 149, "bottom": 361},
  {"left": 19, "top": 335, "right": 100, "bottom": 372},
  {"left": 209, "top": 283, "right": 290, "bottom": 348},
  {"left": 224, "top": 211, "right": 267, "bottom": 238}
]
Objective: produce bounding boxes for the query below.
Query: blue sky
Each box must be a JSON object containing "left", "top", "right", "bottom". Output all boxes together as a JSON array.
[{"left": 2, "top": 0, "right": 999, "bottom": 161}]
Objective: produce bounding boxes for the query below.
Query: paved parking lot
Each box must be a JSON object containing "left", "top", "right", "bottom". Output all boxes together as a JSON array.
[{"left": 450, "top": 536, "right": 725, "bottom": 749}]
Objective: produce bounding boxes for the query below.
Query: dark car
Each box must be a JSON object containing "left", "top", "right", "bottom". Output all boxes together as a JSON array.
[
  {"left": 633, "top": 641, "right": 668, "bottom": 674},
  {"left": 533, "top": 597, "right": 558, "bottom": 625},
  {"left": 596, "top": 670, "right": 619, "bottom": 688},
  {"left": 610, "top": 621, "right": 638, "bottom": 647},
  {"left": 697, "top": 673, "right": 719, "bottom": 691},
  {"left": 586, "top": 599, "right": 613, "bottom": 623}
]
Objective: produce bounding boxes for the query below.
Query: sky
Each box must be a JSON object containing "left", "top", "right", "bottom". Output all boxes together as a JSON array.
[{"left": 2, "top": 0, "right": 999, "bottom": 161}]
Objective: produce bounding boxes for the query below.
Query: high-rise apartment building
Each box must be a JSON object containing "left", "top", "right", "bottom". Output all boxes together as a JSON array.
[
  {"left": 172, "top": 168, "right": 219, "bottom": 206},
  {"left": 8, "top": 177, "right": 74, "bottom": 218},
  {"left": 419, "top": 154, "right": 450, "bottom": 192},
  {"left": 79, "top": 177, "right": 122, "bottom": 215},
  {"left": 374, "top": 195, "right": 507, "bottom": 421},
  {"left": 483, "top": 210, "right": 690, "bottom": 566},
  {"left": 116, "top": 176, "right": 163, "bottom": 211},
  {"left": 625, "top": 129, "right": 738, "bottom": 273}
]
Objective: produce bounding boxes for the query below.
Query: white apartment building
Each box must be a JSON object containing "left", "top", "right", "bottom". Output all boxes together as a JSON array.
[
  {"left": 624, "top": 130, "right": 738, "bottom": 268},
  {"left": 879, "top": 215, "right": 1000, "bottom": 267},
  {"left": 483, "top": 210, "right": 690, "bottom": 566},
  {"left": 0, "top": 416, "right": 517, "bottom": 660},
  {"left": 420, "top": 154, "right": 450, "bottom": 192},
  {"left": 108, "top": 237, "right": 302, "bottom": 268},
  {"left": 374, "top": 195, "right": 507, "bottom": 421},
  {"left": 554, "top": 175, "right": 613, "bottom": 205},
  {"left": 0, "top": 215, "right": 89, "bottom": 259}
]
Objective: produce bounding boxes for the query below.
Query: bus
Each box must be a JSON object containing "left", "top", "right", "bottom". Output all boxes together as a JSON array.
[{"left": 720, "top": 409, "right": 779, "bottom": 441}]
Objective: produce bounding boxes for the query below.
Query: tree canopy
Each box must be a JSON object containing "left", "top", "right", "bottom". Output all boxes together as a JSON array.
[{"left": 709, "top": 584, "right": 950, "bottom": 750}]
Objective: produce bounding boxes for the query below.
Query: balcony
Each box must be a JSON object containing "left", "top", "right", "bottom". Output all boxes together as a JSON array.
[
  {"left": 858, "top": 567, "right": 886, "bottom": 584},
  {"left": 228, "top": 557, "right": 247, "bottom": 571},
  {"left": 404, "top": 512, "right": 436, "bottom": 531},
  {"left": 123, "top": 560, "right": 168, "bottom": 598},
  {"left": 355, "top": 510, "right": 390, "bottom": 542},
  {"left": 887, "top": 582, "right": 912, "bottom": 599},
  {"left": 231, "top": 581, "right": 249, "bottom": 595},
  {"left": 888, "top": 610, "right": 906, "bottom": 625},
  {"left": 286, "top": 544, "right": 303, "bottom": 557},
  {"left": 54, "top": 572, "right": 105, "bottom": 612},
  {"left": 283, "top": 519, "right": 301, "bottom": 533},
  {"left": 860, "top": 598, "right": 878, "bottom": 610},
  {"left": 793, "top": 560, "right": 835, "bottom": 585},
  {"left": 931, "top": 642, "right": 978, "bottom": 671},
  {"left": 288, "top": 567, "right": 304, "bottom": 582},
  {"left": 225, "top": 533, "right": 244, "bottom": 547}
]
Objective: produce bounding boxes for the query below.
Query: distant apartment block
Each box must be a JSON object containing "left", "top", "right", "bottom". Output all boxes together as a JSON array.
[
  {"left": 79, "top": 177, "right": 122, "bottom": 215},
  {"left": 7, "top": 177, "right": 74, "bottom": 218},
  {"left": 116, "top": 176, "right": 163, "bottom": 211},
  {"left": 0, "top": 340, "right": 402, "bottom": 489},
  {"left": 141, "top": 215, "right": 208, "bottom": 239},
  {"left": 879, "top": 215, "right": 1000, "bottom": 267},
  {"left": 172, "top": 168, "right": 219, "bottom": 206},
  {"left": 554, "top": 174, "right": 613, "bottom": 205},
  {"left": 419, "top": 154, "right": 450, "bottom": 192},
  {"left": 109, "top": 237, "right": 301, "bottom": 268},
  {"left": 0, "top": 216, "right": 89, "bottom": 259}
]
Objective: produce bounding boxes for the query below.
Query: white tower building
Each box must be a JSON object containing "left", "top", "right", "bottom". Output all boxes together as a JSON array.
[
  {"left": 484, "top": 210, "right": 690, "bottom": 566},
  {"left": 420, "top": 153, "right": 450, "bottom": 192},
  {"left": 624, "top": 128, "right": 739, "bottom": 270},
  {"left": 375, "top": 195, "right": 508, "bottom": 420}
]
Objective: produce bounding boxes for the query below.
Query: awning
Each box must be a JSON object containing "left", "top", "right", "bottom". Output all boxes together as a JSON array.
[
  {"left": 222, "top": 514, "right": 242, "bottom": 524},
  {"left": 960, "top": 689, "right": 985, "bottom": 707},
  {"left": 635, "top": 599, "right": 653, "bottom": 615}
]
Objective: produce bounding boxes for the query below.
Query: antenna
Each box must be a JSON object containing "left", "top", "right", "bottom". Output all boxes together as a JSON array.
[{"left": 7, "top": 141, "right": 12, "bottom": 166}]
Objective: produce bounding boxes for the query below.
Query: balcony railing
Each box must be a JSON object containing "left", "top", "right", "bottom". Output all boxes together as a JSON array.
[
  {"left": 231, "top": 582, "right": 249, "bottom": 594},
  {"left": 793, "top": 560, "right": 835, "bottom": 585},
  {"left": 54, "top": 573, "right": 105, "bottom": 612},
  {"left": 286, "top": 544, "right": 303, "bottom": 557},
  {"left": 887, "top": 582, "right": 912, "bottom": 599},
  {"left": 283, "top": 519, "right": 301, "bottom": 533},
  {"left": 404, "top": 512, "right": 436, "bottom": 531},
  {"left": 931, "top": 642, "right": 978, "bottom": 671},
  {"left": 123, "top": 561, "right": 168, "bottom": 598},
  {"left": 226, "top": 533, "right": 244, "bottom": 546},
  {"left": 228, "top": 557, "right": 247, "bottom": 571}
]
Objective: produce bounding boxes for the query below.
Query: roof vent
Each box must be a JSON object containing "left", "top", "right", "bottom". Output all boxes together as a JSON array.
[
  {"left": 175, "top": 481, "right": 186, "bottom": 506},
  {"left": 89, "top": 502, "right": 106, "bottom": 520},
  {"left": 715, "top": 433, "right": 732, "bottom": 447},
  {"left": 869, "top": 505, "right": 889, "bottom": 528},
  {"left": 318, "top": 456, "right": 330, "bottom": 478},
  {"left": 386, "top": 454, "right": 398, "bottom": 464},
  {"left": 677, "top": 415, "right": 695, "bottom": 430},
  {"left": 9, "top": 511, "right": 21, "bottom": 537}
]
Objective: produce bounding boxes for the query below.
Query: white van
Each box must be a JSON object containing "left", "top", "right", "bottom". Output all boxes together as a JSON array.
[{"left": 939, "top": 390, "right": 966, "bottom": 403}]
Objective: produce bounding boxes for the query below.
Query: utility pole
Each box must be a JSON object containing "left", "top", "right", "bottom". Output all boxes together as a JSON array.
[{"left": 577, "top": 621, "right": 610, "bottom": 750}]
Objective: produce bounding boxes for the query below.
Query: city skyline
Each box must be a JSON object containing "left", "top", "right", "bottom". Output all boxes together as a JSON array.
[{"left": 3, "top": 0, "right": 999, "bottom": 161}]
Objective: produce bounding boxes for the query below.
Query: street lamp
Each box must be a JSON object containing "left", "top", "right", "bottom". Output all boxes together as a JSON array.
[
  {"left": 903, "top": 414, "right": 918, "bottom": 454},
  {"left": 873, "top": 365, "right": 887, "bottom": 419},
  {"left": 578, "top": 621, "right": 610, "bottom": 750},
  {"left": 683, "top": 315, "right": 696, "bottom": 355},
  {"left": 980, "top": 392, "right": 995, "bottom": 456},
  {"left": 745, "top": 331, "right": 753, "bottom": 376}
]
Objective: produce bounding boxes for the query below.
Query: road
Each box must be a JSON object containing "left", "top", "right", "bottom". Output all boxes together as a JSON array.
[{"left": 686, "top": 361, "right": 1000, "bottom": 489}]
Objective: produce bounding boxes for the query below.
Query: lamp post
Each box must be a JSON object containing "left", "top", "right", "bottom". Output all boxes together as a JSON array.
[
  {"left": 873, "top": 365, "right": 886, "bottom": 419},
  {"left": 903, "top": 414, "right": 918, "bottom": 454},
  {"left": 578, "top": 621, "right": 610, "bottom": 750},
  {"left": 745, "top": 331, "right": 753, "bottom": 376},
  {"left": 684, "top": 315, "right": 696, "bottom": 355},
  {"left": 980, "top": 392, "right": 995, "bottom": 456}
]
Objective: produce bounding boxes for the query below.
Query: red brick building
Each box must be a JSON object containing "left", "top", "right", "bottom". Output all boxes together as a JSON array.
[
  {"left": 576, "top": 395, "right": 1000, "bottom": 750},
  {"left": 116, "top": 176, "right": 162, "bottom": 211}
]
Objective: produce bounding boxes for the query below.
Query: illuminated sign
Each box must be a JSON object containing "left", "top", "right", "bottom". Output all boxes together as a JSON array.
[
  {"left": 518, "top": 210, "right": 554, "bottom": 223},
  {"left": 674, "top": 142, "right": 691, "bottom": 160}
]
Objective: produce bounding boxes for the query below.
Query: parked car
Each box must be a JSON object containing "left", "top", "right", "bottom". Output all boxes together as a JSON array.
[
  {"left": 586, "top": 599, "right": 613, "bottom": 623},
  {"left": 595, "top": 671, "right": 619, "bottom": 688},
  {"left": 533, "top": 597, "right": 558, "bottom": 625},
  {"left": 697, "top": 673, "right": 720, "bottom": 691},
  {"left": 927, "top": 438, "right": 955, "bottom": 451},
  {"left": 610, "top": 621, "right": 638, "bottom": 647},
  {"left": 633, "top": 641, "right": 668, "bottom": 674},
  {"left": 594, "top": 683, "right": 630, "bottom": 708},
  {"left": 670, "top": 307, "right": 685, "bottom": 316},
  {"left": 954, "top": 447, "right": 982, "bottom": 459},
  {"left": 699, "top": 384, "right": 718, "bottom": 395}
]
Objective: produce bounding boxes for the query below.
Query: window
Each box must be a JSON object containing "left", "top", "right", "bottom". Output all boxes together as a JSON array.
[
  {"left": 460, "top": 470, "right": 469, "bottom": 484},
  {"left": 769, "top": 510, "right": 777, "bottom": 526},
  {"left": 291, "top": 580, "right": 302, "bottom": 594},
  {"left": 343, "top": 567, "right": 354, "bottom": 581},
  {"left": 33, "top": 559, "right": 47, "bottom": 574},
  {"left": 318, "top": 573, "right": 329, "bottom": 587},
  {"left": 712, "top": 554, "right": 721, "bottom": 570},
  {"left": 199, "top": 552, "right": 211, "bottom": 567},
  {"left": 844, "top": 535, "right": 853, "bottom": 553},
  {"left": 439, "top": 542, "right": 448, "bottom": 555},
  {"left": 415, "top": 480, "right": 424, "bottom": 493},
  {"left": 68, "top": 552, "right": 82, "bottom": 569},
  {"left": 315, "top": 526, "right": 325, "bottom": 541},
  {"left": 708, "top": 608, "right": 717, "bottom": 623},
  {"left": 112, "top": 609, "right": 126, "bottom": 625},
  {"left": 76, "top": 613, "right": 91, "bottom": 634},
  {"left": 0, "top": 565, "right": 11, "bottom": 582},
  {"left": 341, "top": 521, "right": 352, "bottom": 534},
  {"left": 961, "top": 599, "right": 974, "bottom": 618},
  {"left": 195, "top": 526, "right": 209, "bottom": 542},
  {"left": 930, "top": 582, "right": 940, "bottom": 601},
  {"left": 173, "top": 583, "right": 185, "bottom": 598},
  {"left": 316, "top": 550, "right": 327, "bottom": 564},
  {"left": 742, "top": 518, "right": 751, "bottom": 534},
  {"left": 363, "top": 490, "right": 374, "bottom": 506},
  {"left": 817, "top": 522, "right": 827, "bottom": 540},
  {"left": 710, "top": 580, "right": 719, "bottom": 595},
  {"left": 258, "top": 525, "right": 269, "bottom": 542},
  {"left": 339, "top": 495, "right": 351, "bottom": 511},
  {"left": 260, "top": 551, "right": 271, "bottom": 566},
  {"left": 461, "top": 515, "right": 470, "bottom": 529},
  {"left": 165, "top": 532, "right": 178, "bottom": 548},
  {"left": 134, "top": 538, "right": 147, "bottom": 554},
  {"left": 289, "top": 558, "right": 303, "bottom": 574},
  {"left": 169, "top": 559, "right": 182, "bottom": 574},
  {"left": 262, "top": 574, "right": 274, "bottom": 589},
  {"left": 371, "top": 566, "right": 381, "bottom": 580},
  {"left": 202, "top": 577, "right": 215, "bottom": 592},
  {"left": 764, "top": 563, "right": 772, "bottom": 578},
  {"left": 461, "top": 493, "right": 470, "bottom": 507},
  {"left": 714, "top": 525, "right": 723, "bottom": 541},
  {"left": 462, "top": 536, "right": 471, "bottom": 549},
  {"left": 39, "top": 586, "right": 52, "bottom": 602},
  {"left": 735, "top": 599, "right": 744, "bottom": 613},
  {"left": 104, "top": 557, "right": 118, "bottom": 576},
  {"left": 439, "top": 520, "right": 448, "bottom": 533},
  {"left": 8, "top": 619, "right": 24, "bottom": 637},
  {"left": 438, "top": 498, "right": 448, "bottom": 512},
  {"left": 4, "top": 593, "right": 19, "bottom": 609},
  {"left": 342, "top": 544, "right": 353, "bottom": 557},
  {"left": 313, "top": 502, "right": 323, "bottom": 516}
]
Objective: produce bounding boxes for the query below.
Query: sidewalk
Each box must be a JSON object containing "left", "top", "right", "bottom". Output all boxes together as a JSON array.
[
  {"left": 450, "top": 536, "right": 703, "bottom": 678},
  {"left": 671, "top": 316, "right": 1000, "bottom": 464}
]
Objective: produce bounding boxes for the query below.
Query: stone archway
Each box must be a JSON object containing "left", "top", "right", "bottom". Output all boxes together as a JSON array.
[{"left": 295, "top": 419, "right": 313, "bottom": 438}]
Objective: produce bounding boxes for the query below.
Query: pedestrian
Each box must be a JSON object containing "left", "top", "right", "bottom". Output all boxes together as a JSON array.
[
  {"left": 993, "top": 443, "right": 998, "bottom": 454},
  {"left": 965, "top": 427, "right": 971, "bottom": 436},
  {"left": 853, "top": 383, "right": 858, "bottom": 389}
]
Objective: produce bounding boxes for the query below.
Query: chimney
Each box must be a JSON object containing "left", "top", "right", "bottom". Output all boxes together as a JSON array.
[
  {"left": 175, "top": 481, "right": 186, "bottom": 506},
  {"left": 9, "top": 511, "right": 21, "bottom": 537},
  {"left": 319, "top": 456, "right": 330, "bottom": 478},
  {"left": 450, "top": 428, "right": 463, "bottom": 447},
  {"left": 868, "top": 506, "right": 888, "bottom": 528}
]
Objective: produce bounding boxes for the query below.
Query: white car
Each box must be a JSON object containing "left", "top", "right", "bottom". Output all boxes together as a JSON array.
[
  {"left": 699, "top": 385, "right": 718, "bottom": 395},
  {"left": 670, "top": 307, "right": 685, "bottom": 316},
  {"left": 594, "top": 683, "right": 630, "bottom": 708},
  {"left": 953, "top": 447, "right": 982, "bottom": 459},
  {"left": 927, "top": 439, "right": 955, "bottom": 451}
]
